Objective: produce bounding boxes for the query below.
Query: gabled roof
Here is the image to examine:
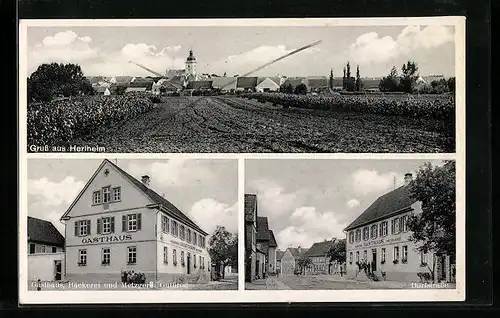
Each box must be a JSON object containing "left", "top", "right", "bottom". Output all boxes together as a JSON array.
[
  {"left": 269, "top": 230, "right": 277, "bottom": 248},
  {"left": 95, "top": 86, "right": 110, "bottom": 93},
  {"left": 187, "top": 80, "right": 213, "bottom": 90},
  {"left": 283, "top": 78, "right": 305, "bottom": 88},
  {"left": 287, "top": 247, "right": 308, "bottom": 258},
  {"left": 303, "top": 240, "right": 334, "bottom": 257},
  {"left": 256, "top": 78, "right": 280, "bottom": 89},
  {"left": 113, "top": 76, "right": 133, "bottom": 83},
  {"left": 60, "top": 160, "right": 208, "bottom": 236},
  {"left": 212, "top": 77, "right": 237, "bottom": 90},
  {"left": 256, "top": 216, "right": 270, "bottom": 241},
  {"left": 277, "top": 250, "right": 285, "bottom": 261},
  {"left": 306, "top": 76, "right": 328, "bottom": 90},
  {"left": 130, "top": 80, "right": 154, "bottom": 89},
  {"left": 236, "top": 77, "right": 258, "bottom": 89},
  {"left": 28, "top": 216, "right": 65, "bottom": 247},
  {"left": 344, "top": 184, "right": 417, "bottom": 231},
  {"left": 257, "top": 77, "right": 282, "bottom": 86},
  {"left": 244, "top": 194, "right": 257, "bottom": 222},
  {"left": 330, "top": 77, "right": 344, "bottom": 87},
  {"left": 125, "top": 87, "right": 147, "bottom": 93}
]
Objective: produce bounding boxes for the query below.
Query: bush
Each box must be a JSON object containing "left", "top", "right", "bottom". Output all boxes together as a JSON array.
[
  {"left": 121, "top": 270, "right": 146, "bottom": 284},
  {"left": 417, "top": 272, "right": 432, "bottom": 283},
  {"left": 149, "top": 95, "right": 162, "bottom": 103},
  {"left": 27, "top": 92, "right": 154, "bottom": 147}
]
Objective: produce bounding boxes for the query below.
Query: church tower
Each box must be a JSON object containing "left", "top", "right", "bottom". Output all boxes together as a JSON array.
[{"left": 185, "top": 49, "right": 197, "bottom": 80}]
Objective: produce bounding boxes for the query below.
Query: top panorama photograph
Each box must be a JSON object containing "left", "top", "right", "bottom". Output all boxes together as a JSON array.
[{"left": 25, "top": 22, "right": 457, "bottom": 153}]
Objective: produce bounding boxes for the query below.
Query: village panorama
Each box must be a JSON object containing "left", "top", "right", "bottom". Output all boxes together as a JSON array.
[{"left": 26, "top": 24, "right": 457, "bottom": 153}]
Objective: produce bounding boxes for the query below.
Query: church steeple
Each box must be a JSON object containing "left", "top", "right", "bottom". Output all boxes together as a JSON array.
[{"left": 185, "top": 49, "right": 197, "bottom": 79}]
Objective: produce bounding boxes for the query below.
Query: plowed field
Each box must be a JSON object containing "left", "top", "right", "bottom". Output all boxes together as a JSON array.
[{"left": 73, "top": 96, "right": 455, "bottom": 153}]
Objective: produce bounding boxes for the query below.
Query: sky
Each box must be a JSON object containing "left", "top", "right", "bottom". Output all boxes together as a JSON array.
[
  {"left": 27, "top": 159, "right": 238, "bottom": 236},
  {"left": 26, "top": 25, "right": 455, "bottom": 78},
  {"left": 245, "top": 159, "right": 447, "bottom": 251}
]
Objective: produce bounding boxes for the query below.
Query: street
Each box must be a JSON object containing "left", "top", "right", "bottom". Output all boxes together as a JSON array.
[{"left": 245, "top": 275, "right": 457, "bottom": 290}]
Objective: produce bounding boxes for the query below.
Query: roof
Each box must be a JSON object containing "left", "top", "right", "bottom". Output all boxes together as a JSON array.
[
  {"left": 283, "top": 78, "right": 305, "bottom": 88},
  {"left": 212, "top": 77, "right": 237, "bottom": 90},
  {"left": 303, "top": 240, "right": 333, "bottom": 257},
  {"left": 256, "top": 78, "right": 280, "bottom": 89},
  {"left": 187, "top": 80, "right": 213, "bottom": 90},
  {"left": 28, "top": 216, "right": 65, "bottom": 247},
  {"left": 344, "top": 184, "right": 417, "bottom": 231},
  {"left": 277, "top": 250, "right": 285, "bottom": 261},
  {"left": 269, "top": 230, "right": 277, "bottom": 248},
  {"left": 306, "top": 77, "right": 328, "bottom": 90},
  {"left": 256, "top": 217, "right": 270, "bottom": 241},
  {"left": 125, "top": 87, "right": 147, "bottom": 93},
  {"left": 113, "top": 76, "right": 133, "bottom": 83},
  {"left": 257, "top": 77, "right": 282, "bottom": 86},
  {"left": 186, "top": 50, "right": 196, "bottom": 62},
  {"left": 95, "top": 86, "right": 110, "bottom": 93},
  {"left": 330, "top": 77, "right": 343, "bottom": 87},
  {"left": 236, "top": 77, "right": 258, "bottom": 89},
  {"left": 287, "top": 247, "right": 309, "bottom": 258},
  {"left": 244, "top": 194, "right": 257, "bottom": 222}
]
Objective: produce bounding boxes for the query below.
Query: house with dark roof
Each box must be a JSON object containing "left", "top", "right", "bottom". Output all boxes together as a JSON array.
[
  {"left": 276, "top": 250, "right": 285, "bottom": 273},
  {"left": 344, "top": 173, "right": 455, "bottom": 283},
  {"left": 212, "top": 77, "right": 237, "bottom": 92},
  {"left": 187, "top": 80, "right": 213, "bottom": 90},
  {"left": 110, "top": 76, "right": 133, "bottom": 85},
  {"left": 28, "top": 216, "right": 65, "bottom": 281},
  {"left": 305, "top": 76, "right": 329, "bottom": 93},
  {"left": 60, "top": 159, "right": 211, "bottom": 284},
  {"left": 281, "top": 247, "right": 308, "bottom": 275},
  {"left": 302, "top": 239, "right": 337, "bottom": 275},
  {"left": 255, "top": 77, "right": 281, "bottom": 92},
  {"left": 236, "top": 77, "right": 258, "bottom": 91}
]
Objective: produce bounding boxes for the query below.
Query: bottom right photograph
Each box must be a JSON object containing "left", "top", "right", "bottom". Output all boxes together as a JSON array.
[{"left": 244, "top": 159, "right": 457, "bottom": 290}]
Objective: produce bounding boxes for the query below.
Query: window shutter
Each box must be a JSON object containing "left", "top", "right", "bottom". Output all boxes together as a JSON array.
[
  {"left": 137, "top": 213, "right": 142, "bottom": 230},
  {"left": 74, "top": 221, "right": 78, "bottom": 236},
  {"left": 122, "top": 215, "right": 127, "bottom": 232},
  {"left": 87, "top": 220, "right": 91, "bottom": 235},
  {"left": 111, "top": 217, "right": 115, "bottom": 233},
  {"left": 97, "top": 218, "right": 101, "bottom": 234}
]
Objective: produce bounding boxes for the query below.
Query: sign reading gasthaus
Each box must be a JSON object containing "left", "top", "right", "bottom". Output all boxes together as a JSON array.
[{"left": 61, "top": 159, "right": 211, "bottom": 284}]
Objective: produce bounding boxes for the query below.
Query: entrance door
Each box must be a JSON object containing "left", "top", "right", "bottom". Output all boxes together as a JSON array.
[
  {"left": 187, "top": 253, "right": 191, "bottom": 275},
  {"left": 255, "top": 260, "right": 259, "bottom": 278},
  {"left": 54, "top": 260, "right": 62, "bottom": 281},
  {"left": 372, "top": 249, "right": 377, "bottom": 272}
]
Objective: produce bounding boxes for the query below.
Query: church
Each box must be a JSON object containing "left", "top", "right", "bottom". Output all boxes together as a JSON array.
[{"left": 60, "top": 159, "right": 211, "bottom": 283}]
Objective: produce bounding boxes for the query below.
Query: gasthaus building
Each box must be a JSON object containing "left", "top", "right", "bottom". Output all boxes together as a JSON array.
[
  {"left": 60, "top": 159, "right": 211, "bottom": 283},
  {"left": 344, "top": 173, "right": 455, "bottom": 283}
]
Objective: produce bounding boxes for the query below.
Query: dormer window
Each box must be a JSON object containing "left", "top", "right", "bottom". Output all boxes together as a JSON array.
[{"left": 93, "top": 186, "right": 121, "bottom": 205}]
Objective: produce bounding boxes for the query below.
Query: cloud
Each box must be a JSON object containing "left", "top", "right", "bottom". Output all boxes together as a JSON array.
[
  {"left": 189, "top": 198, "right": 237, "bottom": 234},
  {"left": 351, "top": 169, "right": 401, "bottom": 196},
  {"left": 277, "top": 206, "right": 345, "bottom": 248},
  {"left": 349, "top": 25, "right": 454, "bottom": 64},
  {"left": 346, "top": 199, "right": 360, "bottom": 208},
  {"left": 126, "top": 159, "right": 215, "bottom": 189},
  {"left": 247, "top": 179, "right": 302, "bottom": 217},
  {"left": 27, "top": 176, "right": 84, "bottom": 207}
]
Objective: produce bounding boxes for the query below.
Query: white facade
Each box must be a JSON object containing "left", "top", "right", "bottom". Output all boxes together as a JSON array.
[
  {"left": 256, "top": 78, "right": 280, "bottom": 92},
  {"left": 61, "top": 160, "right": 211, "bottom": 283},
  {"left": 268, "top": 246, "right": 277, "bottom": 273}
]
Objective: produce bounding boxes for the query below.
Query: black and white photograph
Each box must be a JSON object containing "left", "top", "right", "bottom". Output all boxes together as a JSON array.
[
  {"left": 244, "top": 159, "right": 458, "bottom": 290},
  {"left": 22, "top": 19, "right": 459, "bottom": 153},
  {"left": 25, "top": 158, "right": 238, "bottom": 291}
]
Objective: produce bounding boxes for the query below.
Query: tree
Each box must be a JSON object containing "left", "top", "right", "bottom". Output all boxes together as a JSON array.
[
  {"left": 447, "top": 77, "right": 456, "bottom": 93},
  {"left": 296, "top": 256, "right": 312, "bottom": 275},
  {"left": 407, "top": 160, "right": 456, "bottom": 283},
  {"left": 346, "top": 62, "right": 351, "bottom": 79},
  {"left": 280, "top": 82, "right": 294, "bottom": 94},
  {"left": 294, "top": 83, "right": 307, "bottom": 95},
  {"left": 379, "top": 66, "right": 400, "bottom": 92},
  {"left": 343, "top": 62, "right": 355, "bottom": 91},
  {"left": 342, "top": 67, "right": 346, "bottom": 89},
  {"left": 400, "top": 60, "right": 419, "bottom": 93},
  {"left": 208, "top": 226, "right": 238, "bottom": 280},
  {"left": 327, "top": 239, "right": 346, "bottom": 276},
  {"left": 28, "top": 62, "right": 94, "bottom": 102},
  {"left": 355, "top": 65, "right": 362, "bottom": 91},
  {"left": 329, "top": 69, "right": 334, "bottom": 89}
]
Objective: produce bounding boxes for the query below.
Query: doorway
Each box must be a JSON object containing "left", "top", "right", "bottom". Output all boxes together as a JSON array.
[
  {"left": 372, "top": 249, "right": 377, "bottom": 272},
  {"left": 187, "top": 253, "right": 191, "bottom": 275},
  {"left": 54, "top": 260, "right": 62, "bottom": 281}
]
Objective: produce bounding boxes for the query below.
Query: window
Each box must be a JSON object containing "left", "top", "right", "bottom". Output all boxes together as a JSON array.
[
  {"left": 193, "top": 231, "right": 197, "bottom": 245},
  {"left": 180, "top": 225, "right": 185, "bottom": 240},
  {"left": 187, "top": 229, "right": 191, "bottom": 243},
  {"left": 355, "top": 229, "right": 361, "bottom": 242},
  {"left": 380, "top": 221, "right": 388, "bottom": 237},
  {"left": 363, "top": 227, "right": 369, "bottom": 241},
  {"left": 356, "top": 251, "right": 360, "bottom": 262},
  {"left": 402, "top": 215, "right": 409, "bottom": 232},
  {"left": 395, "top": 217, "right": 401, "bottom": 233},
  {"left": 402, "top": 245, "right": 408, "bottom": 262},
  {"left": 349, "top": 231, "right": 354, "bottom": 243},
  {"left": 113, "top": 187, "right": 121, "bottom": 201},
  {"left": 41, "top": 245, "right": 46, "bottom": 253},
  {"left": 381, "top": 248, "right": 386, "bottom": 262},
  {"left": 29, "top": 244, "right": 35, "bottom": 254},
  {"left": 198, "top": 234, "right": 203, "bottom": 247},
  {"left": 194, "top": 254, "right": 197, "bottom": 268},
  {"left": 173, "top": 249, "right": 177, "bottom": 266},
  {"left": 127, "top": 246, "right": 137, "bottom": 264},
  {"left": 78, "top": 249, "right": 87, "bottom": 266},
  {"left": 102, "top": 248, "right": 110, "bottom": 265},
  {"left": 161, "top": 215, "right": 169, "bottom": 233},
  {"left": 172, "top": 220, "right": 178, "bottom": 237},
  {"left": 393, "top": 246, "right": 400, "bottom": 261},
  {"left": 202, "top": 236, "right": 206, "bottom": 248},
  {"left": 202, "top": 257, "right": 204, "bottom": 269},
  {"left": 163, "top": 246, "right": 168, "bottom": 264},
  {"left": 181, "top": 251, "right": 185, "bottom": 266},
  {"left": 93, "top": 191, "right": 101, "bottom": 204},
  {"left": 75, "top": 220, "right": 90, "bottom": 236},
  {"left": 371, "top": 224, "right": 378, "bottom": 239},
  {"left": 349, "top": 252, "right": 353, "bottom": 264},
  {"left": 98, "top": 216, "right": 114, "bottom": 234},
  {"left": 52, "top": 246, "right": 57, "bottom": 253},
  {"left": 123, "top": 213, "right": 141, "bottom": 232},
  {"left": 420, "top": 252, "right": 428, "bottom": 265},
  {"left": 103, "top": 186, "right": 111, "bottom": 203},
  {"left": 363, "top": 250, "right": 367, "bottom": 261}
]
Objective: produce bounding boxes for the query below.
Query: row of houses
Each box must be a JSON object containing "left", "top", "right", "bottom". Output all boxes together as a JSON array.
[{"left": 244, "top": 194, "right": 278, "bottom": 282}]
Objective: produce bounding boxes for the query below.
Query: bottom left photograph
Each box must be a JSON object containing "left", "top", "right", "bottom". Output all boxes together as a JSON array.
[{"left": 24, "top": 158, "right": 239, "bottom": 291}]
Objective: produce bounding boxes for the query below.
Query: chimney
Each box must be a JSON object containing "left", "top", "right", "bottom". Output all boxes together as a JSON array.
[
  {"left": 404, "top": 173, "right": 413, "bottom": 186},
  {"left": 141, "top": 175, "right": 150, "bottom": 187}
]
